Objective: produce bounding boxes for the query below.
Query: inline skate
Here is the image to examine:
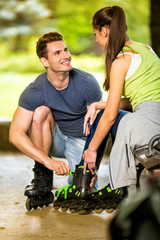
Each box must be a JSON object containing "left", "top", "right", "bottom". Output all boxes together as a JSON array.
[
  {"left": 24, "top": 161, "right": 54, "bottom": 211},
  {"left": 53, "top": 165, "right": 94, "bottom": 215},
  {"left": 90, "top": 184, "right": 128, "bottom": 214}
]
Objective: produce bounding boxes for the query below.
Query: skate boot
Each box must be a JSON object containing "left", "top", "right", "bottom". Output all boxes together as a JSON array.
[
  {"left": 24, "top": 161, "right": 54, "bottom": 211},
  {"left": 54, "top": 165, "right": 94, "bottom": 215},
  {"left": 90, "top": 184, "right": 128, "bottom": 214}
]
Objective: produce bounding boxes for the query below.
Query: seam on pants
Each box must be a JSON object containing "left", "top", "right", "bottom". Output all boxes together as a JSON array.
[
  {"left": 125, "top": 144, "right": 130, "bottom": 168},
  {"left": 109, "top": 159, "right": 114, "bottom": 189}
]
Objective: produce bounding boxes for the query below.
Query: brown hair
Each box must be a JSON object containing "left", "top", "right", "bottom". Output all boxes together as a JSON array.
[
  {"left": 92, "top": 6, "right": 128, "bottom": 91},
  {"left": 36, "top": 32, "right": 63, "bottom": 59}
]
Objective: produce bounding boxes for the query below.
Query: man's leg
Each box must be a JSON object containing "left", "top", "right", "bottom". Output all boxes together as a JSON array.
[
  {"left": 30, "top": 105, "right": 55, "bottom": 154},
  {"left": 25, "top": 106, "right": 55, "bottom": 210},
  {"left": 78, "top": 109, "right": 128, "bottom": 167}
]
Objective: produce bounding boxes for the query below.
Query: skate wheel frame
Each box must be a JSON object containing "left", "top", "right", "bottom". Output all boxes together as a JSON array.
[{"left": 25, "top": 192, "right": 54, "bottom": 211}]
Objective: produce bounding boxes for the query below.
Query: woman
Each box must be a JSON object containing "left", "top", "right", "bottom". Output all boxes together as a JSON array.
[
  {"left": 83, "top": 6, "right": 160, "bottom": 192},
  {"left": 53, "top": 6, "right": 160, "bottom": 214}
]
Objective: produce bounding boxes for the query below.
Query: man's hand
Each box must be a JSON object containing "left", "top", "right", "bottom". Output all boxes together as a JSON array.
[
  {"left": 83, "top": 103, "right": 97, "bottom": 136},
  {"left": 45, "top": 158, "right": 70, "bottom": 176}
]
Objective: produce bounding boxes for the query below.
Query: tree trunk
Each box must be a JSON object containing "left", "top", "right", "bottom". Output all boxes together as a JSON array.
[{"left": 150, "top": 0, "right": 160, "bottom": 57}]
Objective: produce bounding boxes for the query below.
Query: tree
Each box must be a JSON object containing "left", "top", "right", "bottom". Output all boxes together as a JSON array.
[
  {"left": 150, "top": 0, "right": 160, "bottom": 56},
  {"left": 0, "top": 0, "right": 51, "bottom": 51}
]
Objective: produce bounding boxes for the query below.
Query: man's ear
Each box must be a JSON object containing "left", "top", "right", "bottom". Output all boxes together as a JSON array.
[
  {"left": 101, "top": 27, "right": 110, "bottom": 38},
  {"left": 40, "top": 57, "right": 49, "bottom": 68}
]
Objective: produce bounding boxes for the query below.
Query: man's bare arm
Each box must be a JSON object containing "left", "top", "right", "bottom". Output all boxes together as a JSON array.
[{"left": 9, "top": 106, "right": 70, "bottom": 175}]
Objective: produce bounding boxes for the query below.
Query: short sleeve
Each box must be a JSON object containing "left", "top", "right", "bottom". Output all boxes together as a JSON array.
[
  {"left": 84, "top": 75, "right": 102, "bottom": 106},
  {"left": 19, "top": 83, "right": 44, "bottom": 111}
]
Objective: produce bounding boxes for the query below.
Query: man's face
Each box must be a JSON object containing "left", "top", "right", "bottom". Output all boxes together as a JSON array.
[{"left": 42, "top": 41, "right": 72, "bottom": 72}]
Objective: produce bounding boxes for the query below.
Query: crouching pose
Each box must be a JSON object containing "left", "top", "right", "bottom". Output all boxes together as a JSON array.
[
  {"left": 9, "top": 31, "right": 103, "bottom": 211},
  {"left": 54, "top": 5, "right": 160, "bottom": 214}
]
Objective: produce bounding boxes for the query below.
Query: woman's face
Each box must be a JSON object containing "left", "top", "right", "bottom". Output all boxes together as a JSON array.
[{"left": 93, "top": 27, "right": 109, "bottom": 49}]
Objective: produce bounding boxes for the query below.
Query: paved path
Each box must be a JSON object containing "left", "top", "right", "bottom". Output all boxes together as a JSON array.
[{"left": 0, "top": 153, "right": 117, "bottom": 240}]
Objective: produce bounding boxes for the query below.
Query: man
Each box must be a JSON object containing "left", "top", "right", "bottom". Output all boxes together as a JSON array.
[{"left": 9, "top": 32, "right": 102, "bottom": 210}]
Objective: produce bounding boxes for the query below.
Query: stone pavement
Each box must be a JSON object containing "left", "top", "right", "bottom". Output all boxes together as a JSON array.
[{"left": 0, "top": 153, "right": 117, "bottom": 240}]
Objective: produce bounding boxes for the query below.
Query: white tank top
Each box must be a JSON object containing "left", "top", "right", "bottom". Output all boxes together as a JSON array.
[{"left": 118, "top": 47, "right": 156, "bottom": 80}]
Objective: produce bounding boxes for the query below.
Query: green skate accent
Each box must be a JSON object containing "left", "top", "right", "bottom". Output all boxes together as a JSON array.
[
  {"left": 73, "top": 185, "right": 76, "bottom": 189},
  {"left": 115, "top": 189, "right": 120, "bottom": 194},
  {"left": 75, "top": 191, "right": 80, "bottom": 197},
  {"left": 69, "top": 170, "right": 74, "bottom": 176},
  {"left": 99, "top": 191, "right": 102, "bottom": 196},
  {"left": 107, "top": 186, "right": 112, "bottom": 192},
  {"left": 56, "top": 184, "right": 71, "bottom": 199},
  {"left": 77, "top": 166, "right": 90, "bottom": 173}
]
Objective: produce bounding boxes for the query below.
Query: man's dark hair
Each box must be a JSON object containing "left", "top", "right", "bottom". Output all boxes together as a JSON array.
[{"left": 36, "top": 32, "right": 63, "bottom": 59}]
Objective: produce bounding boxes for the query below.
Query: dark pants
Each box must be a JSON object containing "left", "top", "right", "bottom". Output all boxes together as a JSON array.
[{"left": 79, "top": 109, "right": 129, "bottom": 167}]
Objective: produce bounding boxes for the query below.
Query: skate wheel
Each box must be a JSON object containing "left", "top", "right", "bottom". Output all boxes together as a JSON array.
[
  {"left": 45, "top": 203, "right": 49, "bottom": 207},
  {"left": 95, "top": 208, "right": 103, "bottom": 214},
  {"left": 39, "top": 204, "right": 44, "bottom": 208},
  {"left": 26, "top": 199, "right": 32, "bottom": 211},
  {"left": 86, "top": 209, "right": 93, "bottom": 214},
  {"left": 61, "top": 207, "right": 68, "bottom": 212},
  {"left": 54, "top": 206, "right": 60, "bottom": 210},
  {"left": 33, "top": 206, "right": 38, "bottom": 210},
  {"left": 78, "top": 209, "right": 87, "bottom": 215},
  {"left": 69, "top": 208, "right": 76, "bottom": 214},
  {"left": 105, "top": 208, "right": 114, "bottom": 214}
]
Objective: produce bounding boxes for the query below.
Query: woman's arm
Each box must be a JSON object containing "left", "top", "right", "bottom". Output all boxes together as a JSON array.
[{"left": 83, "top": 55, "right": 131, "bottom": 172}]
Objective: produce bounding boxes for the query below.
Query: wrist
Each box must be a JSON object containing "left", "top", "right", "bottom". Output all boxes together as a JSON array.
[{"left": 88, "top": 143, "right": 97, "bottom": 152}]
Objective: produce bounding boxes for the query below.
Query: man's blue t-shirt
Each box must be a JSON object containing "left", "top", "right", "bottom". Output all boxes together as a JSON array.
[{"left": 19, "top": 68, "right": 102, "bottom": 139}]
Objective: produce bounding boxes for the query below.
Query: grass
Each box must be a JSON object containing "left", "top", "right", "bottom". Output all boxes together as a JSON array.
[
  {"left": 0, "top": 71, "right": 105, "bottom": 119},
  {"left": 0, "top": 72, "right": 38, "bottom": 119}
]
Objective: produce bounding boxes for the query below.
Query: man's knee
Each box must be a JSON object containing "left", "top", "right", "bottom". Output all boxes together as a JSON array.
[{"left": 33, "top": 106, "right": 53, "bottom": 126}]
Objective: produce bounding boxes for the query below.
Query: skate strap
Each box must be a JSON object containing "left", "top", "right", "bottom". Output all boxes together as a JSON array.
[
  {"left": 69, "top": 170, "right": 75, "bottom": 176},
  {"left": 56, "top": 184, "right": 71, "bottom": 199}
]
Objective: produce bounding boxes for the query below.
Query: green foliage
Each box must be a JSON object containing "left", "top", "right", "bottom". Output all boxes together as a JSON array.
[
  {"left": 0, "top": 0, "right": 152, "bottom": 118},
  {"left": 0, "top": 72, "right": 37, "bottom": 118},
  {"left": 0, "top": 41, "right": 104, "bottom": 73},
  {"left": 0, "top": 0, "right": 151, "bottom": 54}
]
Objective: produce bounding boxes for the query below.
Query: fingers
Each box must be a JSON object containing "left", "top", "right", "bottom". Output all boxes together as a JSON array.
[
  {"left": 55, "top": 161, "right": 70, "bottom": 176},
  {"left": 90, "top": 176, "right": 96, "bottom": 187},
  {"left": 89, "top": 114, "right": 94, "bottom": 125},
  {"left": 85, "top": 124, "right": 90, "bottom": 136},
  {"left": 83, "top": 115, "right": 90, "bottom": 135},
  {"left": 87, "top": 163, "right": 95, "bottom": 175}
]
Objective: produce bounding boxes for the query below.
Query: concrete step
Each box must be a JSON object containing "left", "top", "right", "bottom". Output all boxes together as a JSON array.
[{"left": 0, "top": 118, "right": 19, "bottom": 152}]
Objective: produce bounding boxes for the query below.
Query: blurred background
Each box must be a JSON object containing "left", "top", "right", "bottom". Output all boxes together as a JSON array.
[{"left": 0, "top": 0, "right": 160, "bottom": 119}]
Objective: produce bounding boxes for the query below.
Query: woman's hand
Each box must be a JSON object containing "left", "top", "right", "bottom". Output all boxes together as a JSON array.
[{"left": 83, "top": 148, "right": 97, "bottom": 174}]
